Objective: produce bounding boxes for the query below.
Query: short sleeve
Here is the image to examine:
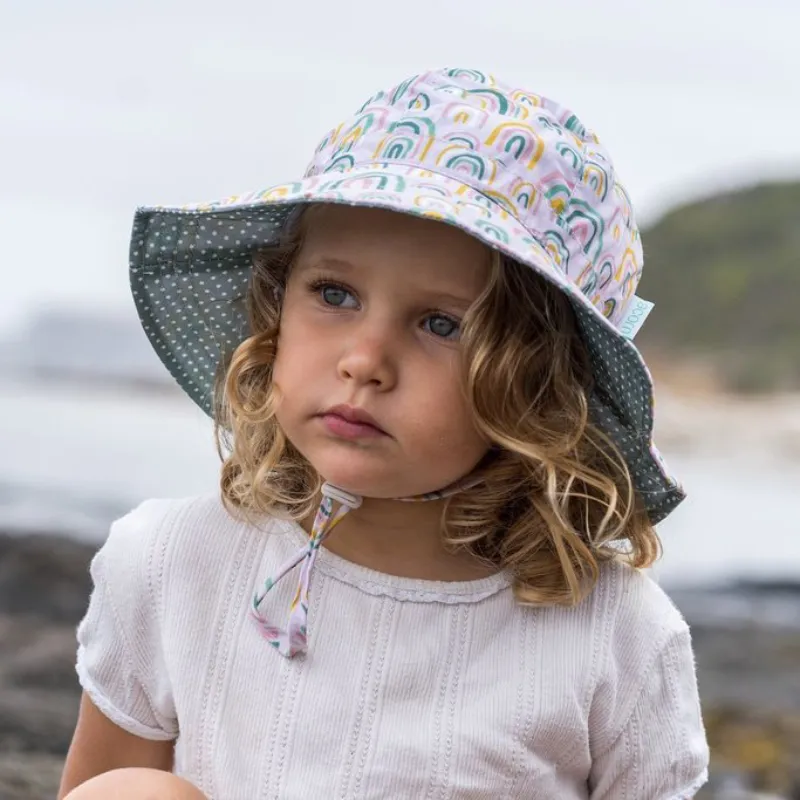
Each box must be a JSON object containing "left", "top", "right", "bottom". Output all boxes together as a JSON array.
[
  {"left": 588, "top": 627, "right": 709, "bottom": 799},
  {"left": 76, "top": 499, "right": 179, "bottom": 740}
]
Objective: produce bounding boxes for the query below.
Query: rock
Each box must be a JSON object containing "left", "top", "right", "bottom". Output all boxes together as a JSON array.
[
  {"left": 0, "top": 533, "right": 95, "bottom": 623},
  {"left": 0, "top": 532, "right": 95, "bottom": 798},
  {"left": 0, "top": 752, "right": 67, "bottom": 800}
]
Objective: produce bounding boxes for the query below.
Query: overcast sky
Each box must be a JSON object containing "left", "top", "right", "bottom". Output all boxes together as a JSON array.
[{"left": 1, "top": 0, "right": 797, "bottom": 336}]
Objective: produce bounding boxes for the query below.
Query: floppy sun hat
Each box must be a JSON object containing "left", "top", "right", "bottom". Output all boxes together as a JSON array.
[{"left": 129, "top": 67, "right": 685, "bottom": 655}]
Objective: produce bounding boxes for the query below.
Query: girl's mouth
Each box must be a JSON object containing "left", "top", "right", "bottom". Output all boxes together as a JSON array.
[{"left": 318, "top": 405, "right": 389, "bottom": 440}]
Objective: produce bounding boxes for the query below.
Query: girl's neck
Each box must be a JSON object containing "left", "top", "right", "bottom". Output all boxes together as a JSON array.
[{"left": 299, "top": 495, "right": 498, "bottom": 582}]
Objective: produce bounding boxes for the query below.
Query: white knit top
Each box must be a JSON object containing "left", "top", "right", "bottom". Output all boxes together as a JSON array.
[{"left": 76, "top": 494, "right": 709, "bottom": 799}]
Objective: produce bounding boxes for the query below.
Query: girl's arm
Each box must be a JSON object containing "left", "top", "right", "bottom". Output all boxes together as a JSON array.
[
  {"left": 64, "top": 498, "right": 183, "bottom": 798},
  {"left": 58, "top": 692, "right": 174, "bottom": 799},
  {"left": 588, "top": 627, "right": 709, "bottom": 798}
]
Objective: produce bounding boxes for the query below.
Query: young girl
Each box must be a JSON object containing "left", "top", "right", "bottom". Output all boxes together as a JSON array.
[{"left": 59, "top": 68, "right": 709, "bottom": 799}]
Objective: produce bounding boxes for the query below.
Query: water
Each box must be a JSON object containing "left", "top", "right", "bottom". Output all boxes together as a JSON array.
[
  {"left": 2, "top": 379, "right": 799, "bottom": 590},
  {"left": 0, "top": 379, "right": 220, "bottom": 537}
]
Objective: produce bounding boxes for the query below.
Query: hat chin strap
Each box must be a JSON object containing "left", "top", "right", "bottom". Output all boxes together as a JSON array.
[{"left": 251, "top": 475, "right": 483, "bottom": 658}]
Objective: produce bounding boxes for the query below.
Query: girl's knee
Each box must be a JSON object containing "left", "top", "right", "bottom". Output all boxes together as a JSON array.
[{"left": 63, "top": 767, "right": 208, "bottom": 800}]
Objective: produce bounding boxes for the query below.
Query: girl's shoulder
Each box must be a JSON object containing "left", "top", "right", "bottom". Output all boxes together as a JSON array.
[
  {"left": 581, "top": 558, "right": 691, "bottom": 683},
  {"left": 97, "top": 491, "right": 238, "bottom": 561},
  {"left": 532, "top": 558, "right": 691, "bottom": 697},
  {"left": 93, "top": 493, "right": 289, "bottom": 609},
  {"left": 102, "top": 491, "right": 258, "bottom": 545},
  {"left": 592, "top": 559, "right": 687, "bottom": 639},
  {"left": 580, "top": 559, "right": 699, "bottom": 755}
]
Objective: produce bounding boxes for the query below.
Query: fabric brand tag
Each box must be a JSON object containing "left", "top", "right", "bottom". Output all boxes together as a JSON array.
[{"left": 618, "top": 295, "right": 654, "bottom": 340}]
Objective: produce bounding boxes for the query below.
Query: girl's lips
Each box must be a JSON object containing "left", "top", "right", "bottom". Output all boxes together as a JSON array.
[{"left": 319, "top": 413, "right": 388, "bottom": 440}]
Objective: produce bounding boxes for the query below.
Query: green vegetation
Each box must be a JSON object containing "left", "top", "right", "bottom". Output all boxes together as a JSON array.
[{"left": 636, "top": 181, "right": 800, "bottom": 393}]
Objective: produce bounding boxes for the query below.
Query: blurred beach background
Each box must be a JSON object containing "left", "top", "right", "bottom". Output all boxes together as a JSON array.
[{"left": 1, "top": 1, "right": 799, "bottom": 797}]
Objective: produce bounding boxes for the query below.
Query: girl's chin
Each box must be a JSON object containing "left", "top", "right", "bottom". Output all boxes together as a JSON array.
[
  {"left": 316, "top": 475, "right": 398, "bottom": 499},
  {"left": 313, "top": 470, "right": 450, "bottom": 502},
  {"left": 308, "top": 460, "right": 408, "bottom": 499},
  {"left": 305, "top": 446, "right": 459, "bottom": 499}
]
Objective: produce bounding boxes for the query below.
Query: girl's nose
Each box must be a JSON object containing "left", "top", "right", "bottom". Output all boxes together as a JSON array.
[{"left": 336, "top": 328, "right": 398, "bottom": 391}]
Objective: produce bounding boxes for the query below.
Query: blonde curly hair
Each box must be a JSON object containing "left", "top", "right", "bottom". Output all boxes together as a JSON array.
[{"left": 215, "top": 205, "right": 661, "bottom": 607}]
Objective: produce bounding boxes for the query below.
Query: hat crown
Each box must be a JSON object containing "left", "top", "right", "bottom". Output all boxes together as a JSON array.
[{"left": 304, "top": 68, "right": 642, "bottom": 324}]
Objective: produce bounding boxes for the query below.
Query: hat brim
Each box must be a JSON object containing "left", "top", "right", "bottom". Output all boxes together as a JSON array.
[{"left": 130, "top": 163, "right": 685, "bottom": 523}]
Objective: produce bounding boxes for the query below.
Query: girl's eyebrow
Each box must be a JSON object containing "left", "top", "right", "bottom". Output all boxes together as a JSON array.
[
  {"left": 418, "top": 289, "right": 476, "bottom": 311},
  {"left": 294, "top": 257, "right": 355, "bottom": 275}
]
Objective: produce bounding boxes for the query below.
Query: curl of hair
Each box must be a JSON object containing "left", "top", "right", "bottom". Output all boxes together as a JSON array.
[{"left": 216, "top": 206, "right": 661, "bottom": 607}]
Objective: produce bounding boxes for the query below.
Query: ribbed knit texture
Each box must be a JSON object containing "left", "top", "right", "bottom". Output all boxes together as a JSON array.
[{"left": 76, "top": 494, "right": 709, "bottom": 799}]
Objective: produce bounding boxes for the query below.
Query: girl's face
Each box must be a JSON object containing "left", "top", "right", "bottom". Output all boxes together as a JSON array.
[{"left": 272, "top": 205, "right": 491, "bottom": 499}]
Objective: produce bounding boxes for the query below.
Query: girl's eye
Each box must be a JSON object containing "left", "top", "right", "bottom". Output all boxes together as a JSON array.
[
  {"left": 311, "top": 281, "right": 358, "bottom": 309},
  {"left": 424, "top": 314, "right": 460, "bottom": 340}
]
